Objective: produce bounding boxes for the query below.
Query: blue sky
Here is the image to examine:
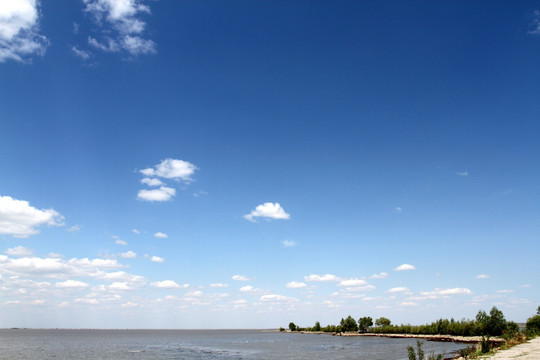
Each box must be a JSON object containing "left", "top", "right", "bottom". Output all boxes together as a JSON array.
[{"left": 0, "top": 0, "right": 539, "bottom": 329}]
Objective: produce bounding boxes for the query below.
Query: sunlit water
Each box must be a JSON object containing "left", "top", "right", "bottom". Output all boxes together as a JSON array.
[{"left": 0, "top": 329, "right": 468, "bottom": 360}]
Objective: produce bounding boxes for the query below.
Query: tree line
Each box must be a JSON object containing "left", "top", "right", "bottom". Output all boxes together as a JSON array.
[{"left": 284, "top": 306, "right": 540, "bottom": 337}]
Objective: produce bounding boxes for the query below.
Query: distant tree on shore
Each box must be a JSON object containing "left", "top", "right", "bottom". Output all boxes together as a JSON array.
[
  {"left": 314, "top": 321, "right": 321, "bottom": 331},
  {"left": 289, "top": 322, "right": 297, "bottom": 331},
  {"left": 375, "top": 317, "right": 391, "bottom": 327},
  {"left": 358, "top": 317, "right": 373, "bottom": 333},
  {"left": 476, "top": 306, "right": 507, "bottom": 336},
  {"left": 340, "top": 315, "right": 359, "bottom": 332}
]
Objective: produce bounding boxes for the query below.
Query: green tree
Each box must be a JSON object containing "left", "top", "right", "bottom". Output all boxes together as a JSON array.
[
  {"left": 375, "top": 317, "right": 391, "bottom": 327},
  {"left": 288, "top": 322, "right": 297, "bottom": 331},
  {"left": 314, "top": 321, "right": 321, "bottom": 332},
  {"left": 526, "top": 308, "right": 540, "bottom": 335},
  {"left": 358, "top": 317, "right": 373, "bottom": 333},
  {"left": 340, "top": 315, "right": 359, "bottom": 332},
  {"left": 488, "top": 306, "right": 507, "bottom": 336}
]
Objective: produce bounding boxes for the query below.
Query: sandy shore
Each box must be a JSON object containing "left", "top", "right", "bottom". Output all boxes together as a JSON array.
[{"left": 479, "top": 337, "right": 540, "bottom": 359}]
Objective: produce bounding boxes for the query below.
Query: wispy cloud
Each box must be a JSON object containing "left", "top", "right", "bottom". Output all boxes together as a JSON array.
[
  {"left": 244, "top": 202, "right": 290, "bottom": 222},
  {"left": 82, "top": 0, "right": 156, "bottom": 57},
  {"left": 154, "top": 232, "right": 167, "bottom": 239},
  {"left": 0, "top": 0, "right": 49, "bottom": 62},
  {"left": 529, "top": 10, "right": 540, "bottom": 34},
  {"left": 4, "top": 246, "right": 33, "bottom": 257},
  {"left": 119, "top": 251, "right": 136, "bottom": 259},
  {"left": 476, "top": 274, "right": 490, "bottom": 279},
  {"left": 210, "top": 283, "right": 228, "bottom": 288},
  {"left": 71, "top": 46, "right": 90, "bottom": 60},
  {"left": 370, "top": 272, "right": 389, "bottom": 279},
  {"left": 420, "top": 287, "right": 472, "bottom": 298},
  {"left": 0, "top": 195, "right": 64, "bottom": 238},
  {"left": 282, "top": 240, "right": 296, "bottom": 247},
  {"left": 456, "top": 171, "right": 469, "bottom": 176}
]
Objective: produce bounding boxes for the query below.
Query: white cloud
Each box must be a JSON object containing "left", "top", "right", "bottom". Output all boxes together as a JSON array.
[
  {"left": 338, "top": 279, "right": 368, "bottom": 287},
  {"left": 150, "top": 280, "right": 188, "bottom": 289},
  {"left": 0, "top": 195, "right": 64, "bottom": 238},
  {"left": 109, "top": 281, "right": 132, "bottom": 290},
  {"left": 370, "top": 272, "right": 389, "bottom": 279},
  {"left": 210, "top": 283, "right": 228, "bottom": 288},
  {"left": 282, "top": 240, "right": 296, "bottom": 247},
  {"left": 119, "top": 251, "right": 136, "bottom": 259},
  {"left": 304, "top": 274, "right": 340, "bottom": 282},
  {"left": 75, "top": 298, "right": 99, "bottom": 304},
  {"left": 286, "top": 281, "right": 306, "bottom": 289},
  {"left": 456, "top": 171, "right": 469, "bottom": 176},
  {"left": 400, "top": 302, "right": 419, "bottom": 307},
  {"left": 387, "top": 286, "right": 409, "bottom": 293},
  {"left": 67, "top": 224, "right": 80, "bottom": 232},
  {"left": 137, "top": 186, "right": 176, "bottom": 202},
  {"left": 132, "top": 229, "right": 140, "bottom": 234},
  {"left": 55, "top": 280, "right": 89, "bottom": 288},
  {"left": 420, "top": 288, "right": 472, "bottom": 297},
  {"left": 83, "top": 0, "right": 156, "bottom": 56},
  {"left": 154, "top": 232, "right": 168, "bottom": 239},
  {"left": 232, "top": 275, "right": 253, "bottom": 282},
  {"left": 141, "top": 159, "right": 197, "bottom": 182},
  {"left": 95, "top": 270, "right": 144, "bottom": 283},
  {"left": 244, "top": 202, "right": 290, "bottom": 222},
  {"left": 239, "top": 285, "right": 254, "bottom": 292},
  {"left": 395, "top": 264, "right": 415, "bottom": 271},
  {"left": 150, "top": 256, "right": 164, "bottom": 263},
  {"left": 476, "top": 274, "right": 490, "bottom": 279},
  {"left": 141, "top": 177, "right": 163, "bottom": 187},
  {"left": 394, "top": 206, "right": 402, "bottom": 213},
  {"left": 4, "top": 246, "right": 33, "bottom": 257},
  {"left": 259, "top": 294, "right": 298, "bottom": 303},
  {"left": 115, "top": 239, "right": 127, "bottom": 246},
  {"left": 496, "top": 289, "right": 514, "bottom": 294},
  {"left": 0, "top": 255, "right": 123, "bottom": 278},
  {"left": 121, "top": 301, "right": 139, "bottom": 308},
  {"left": 0, "top": 0, "right": 49, "bottom": 62}
]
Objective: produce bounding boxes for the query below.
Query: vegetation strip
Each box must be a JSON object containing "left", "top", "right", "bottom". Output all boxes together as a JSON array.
[{"left": 283, "top": 306, "right": 540, "bottom": 359}]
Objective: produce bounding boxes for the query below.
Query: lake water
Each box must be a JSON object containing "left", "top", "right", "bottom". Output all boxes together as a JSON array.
[{"left": 0, "top": 329, "right": 468, "bottom": 360}]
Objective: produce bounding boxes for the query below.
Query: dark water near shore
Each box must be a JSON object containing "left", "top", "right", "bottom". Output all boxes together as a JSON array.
[{"left": 0, "top": 329, "right": 467, "bottom": 360}]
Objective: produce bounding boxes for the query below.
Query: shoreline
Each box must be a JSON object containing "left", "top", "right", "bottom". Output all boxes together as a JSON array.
[{"left": 295, "top": 331, "right": 505, "bottom": 345}]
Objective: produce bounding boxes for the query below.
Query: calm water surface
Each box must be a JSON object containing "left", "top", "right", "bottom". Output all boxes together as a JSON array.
[{"left": 0, "top": 329, "right": 467, "bottom": 360}]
